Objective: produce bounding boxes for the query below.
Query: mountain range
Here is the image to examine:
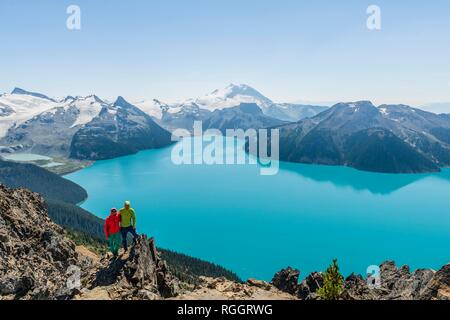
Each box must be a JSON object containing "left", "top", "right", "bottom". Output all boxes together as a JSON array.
[
  {"left": 0, "top": 90, "right": 173, "bottom": 160},
  {"left": 69, "top": 96, "right": 173, "bottom": 160},
  {"left": 273, "top": 101, "right": 450, "bottom": 173},
  {"left": 3, "top": 86, "right": 450, "bottom": 173},
  {"left": 134, "top": 84, "right": 328, "bottom": 131},
  {"left": 0, "top": 85, "right": 326, "bottom": 160}
]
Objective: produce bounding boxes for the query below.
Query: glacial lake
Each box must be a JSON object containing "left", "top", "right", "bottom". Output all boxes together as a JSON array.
[{"left": 66, "top": 138, "right": 450, "bottom": 281}]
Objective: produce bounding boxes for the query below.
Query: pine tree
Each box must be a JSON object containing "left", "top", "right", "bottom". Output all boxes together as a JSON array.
[{"left": 317, "top": 259, "right": 344, "bottom": 300}]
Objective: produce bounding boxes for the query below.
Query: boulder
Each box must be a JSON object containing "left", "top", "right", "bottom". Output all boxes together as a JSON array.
[
  {"left": 419, "top": 264, "right": 450, "bottom": 300},
  {"left": 247, "top": 278, "right": 272, "bottom": 291},
  {"left": 297, "top": 272, "right": 324, "bottom": 300},
  {"left": 271, "top": 267, "right": 300, "bottom": 295}
]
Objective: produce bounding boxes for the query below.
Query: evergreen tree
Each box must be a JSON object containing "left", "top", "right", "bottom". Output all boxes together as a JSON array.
[{"left": 317, "top": 259, "right": 344, "bottom": 300}]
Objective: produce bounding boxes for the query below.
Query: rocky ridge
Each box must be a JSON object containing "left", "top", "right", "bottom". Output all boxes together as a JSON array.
[
  {"left": 0, "top": 185, "right": 178, "bottom": 300},
  {"left": 271, "top": 262, "right": 450, "bottom": 300}
]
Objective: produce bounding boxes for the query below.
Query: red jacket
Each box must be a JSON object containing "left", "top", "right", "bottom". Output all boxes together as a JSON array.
[{"left": 104, "top": 213, "right": 120, "bottom": 238}]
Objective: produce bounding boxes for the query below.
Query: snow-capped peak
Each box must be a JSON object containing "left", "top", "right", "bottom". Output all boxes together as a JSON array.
[
  {"left": 133, "top": 84, "right": 275, "bottom": 119},
  {"left": 114, "top": 96, "right": 137, "bottom": 109},
  {"left": 194, "top": 83, "right": 274, "bottom": 111},
  {"left": 134, "top": 99, "right": 170, "bottom": 120},
  {"left": 0, "top": 90, "right": 60, "bottom": 137},
  {"left": 11, "top": 87, "right": 56, "bottom": 102},
  {"left": 68, "top": 95, "right": 106, "bottom": 128}
]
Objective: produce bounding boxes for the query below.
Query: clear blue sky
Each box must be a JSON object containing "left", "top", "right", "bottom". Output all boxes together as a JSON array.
[{"left": 1, "top": 0, "right": 450, "bottom": 107}]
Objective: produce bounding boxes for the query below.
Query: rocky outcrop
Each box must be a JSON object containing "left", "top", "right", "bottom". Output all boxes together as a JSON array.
[
  {"left": 271, "top": 261, "right": 450, "bottom": 300},
  {"left": 342, "top": 261, "right": 449, "bottom": 300},
  {"left": 0, "top": 185, "right": 80, "bottom": 299},
  {"left": 298, "top": 272, "right": 324, "bottom": 300},
  {"left": 271, "top": 267, "right": 300, "bottom": 295},
  {"left": 419, "top": 264, "right": 450, "bottom": 300},
  {"left": 84, "top": 236, "right": 179, "bottom": 300},
  {"left": 0, "top": 185, "right": 178, "bottom": 300}
]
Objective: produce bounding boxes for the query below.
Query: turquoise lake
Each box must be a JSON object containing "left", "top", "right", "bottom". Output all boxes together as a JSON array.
[{"left": 66, "top": 138, "right": 450, "bottom": 281}]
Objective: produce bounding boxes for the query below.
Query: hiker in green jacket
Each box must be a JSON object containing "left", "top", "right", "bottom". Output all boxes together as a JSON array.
[{"left": 119, "top": 200, "right": 138, "bottom": 250}]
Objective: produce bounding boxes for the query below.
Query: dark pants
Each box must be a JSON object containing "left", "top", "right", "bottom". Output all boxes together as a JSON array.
[{"left": 120, "top": 226, "right": 137, "bottom": 250}]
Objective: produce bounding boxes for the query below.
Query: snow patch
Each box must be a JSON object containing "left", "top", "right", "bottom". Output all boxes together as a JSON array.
[
  {"left": 134, "top": 100, "right": 164, "bottom": 119},
  {"left": 193, "top": 84, "right": 274, "bottom": 111},
  {"left": 379, "top": 107, "right": 388, "bottom": 116},
  {"left": 69, "top": 96, "right": 103, "bottom": 128},
  {"left": 0, "top": 93, "right": 58, "bottom": 138}
]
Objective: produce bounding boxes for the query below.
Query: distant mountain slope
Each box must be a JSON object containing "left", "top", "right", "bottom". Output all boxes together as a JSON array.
[
  {"left": 203, "top": 103, "right": 285, "bottom": 133},
  {"left": 0, "top": 159, "right": 108, "bottom": 241},
  {"left": 69, "top": 97, "right": 173, "bottom": 160},
  {"left": 378, "top": 104, "right": 450, "bottom": 166},
  {"left": 46, "top": 200, "right": 105, "bottom": 241},
  {"left": 0, "top": 88, "right": 58, "bottom": 137},
  {"left": 135, "top": 84, "right": 328, "bottom": 131},
  {"left": 134, "top": 99, "right": 168, "bottom": 120},
  {"left": 265, "top": 103, "right": 328, "bottom": 122},
  {"left": 194, "top": 83, "right": 274, "bottom": 111},
  {"left": 343, "top": 128, "right": 438, "bottom": 173},
  {"left": 0, "top": 159, "right": 86, "bottom": 204},
  {"left": 275, "top": 101, "right": 450, "bottom": 173},
  {"left": 0, "top": 91, "right": 173, "bottom": 160},
  {"left": 159, "top": 102, "right": 212, "bottom": 132},
  {"left": 0, "top": 95, "right": 106, "bottom": 157},
  {"left": 11, "top": 87, "right": 56, "bottom": 102}
]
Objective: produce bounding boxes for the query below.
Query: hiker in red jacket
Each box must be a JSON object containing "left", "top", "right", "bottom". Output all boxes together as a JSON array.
[{"left": 104, "top": 208, "right": 121, "bottom": 257}]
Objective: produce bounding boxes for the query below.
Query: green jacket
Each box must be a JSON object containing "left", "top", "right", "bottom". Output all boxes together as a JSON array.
[{"left": 119, "top": 208, "right": 136, "bottom": 228}]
